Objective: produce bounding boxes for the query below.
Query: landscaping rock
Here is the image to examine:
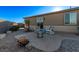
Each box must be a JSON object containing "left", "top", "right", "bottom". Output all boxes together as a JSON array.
[
  {"left": 0, "top": 34, "right": 6, "bottom": 39},
  {"left": 25, "top": 43, "right": 32, "bottom": 50},
  {"left": 6, "top": 31, "right": 12, "bottom": 34},
  {"left": 59, "top": 39, "right": 79, "bottom": 52}
]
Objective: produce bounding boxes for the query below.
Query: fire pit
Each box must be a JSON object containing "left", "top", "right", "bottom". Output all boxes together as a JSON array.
[{"left": 17, "top": 36, "right": 29, "bottom": 47}]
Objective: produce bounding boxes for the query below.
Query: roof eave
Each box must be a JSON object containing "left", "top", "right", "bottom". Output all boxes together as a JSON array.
[{"left": 24, "top": 7, "right": 79, "bottom": 19}]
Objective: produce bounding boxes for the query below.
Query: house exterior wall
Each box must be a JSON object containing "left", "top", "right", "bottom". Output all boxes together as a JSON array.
[
  {"left": 44, "top": 13, "right": 64, "bottom": 26},
  {"left": 52, "top": 26, "right": 77, "bottom": 33},
  {"left": 0, "top": 21, "right": 12, "bottom": 33},
  {"left": 24, "top": 10, "right": 79, "bottom": 33}
]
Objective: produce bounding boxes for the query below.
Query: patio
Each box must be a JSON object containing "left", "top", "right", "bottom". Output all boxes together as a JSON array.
[{"left": 20, "top": 32, "right": 63, "bottom": 51}]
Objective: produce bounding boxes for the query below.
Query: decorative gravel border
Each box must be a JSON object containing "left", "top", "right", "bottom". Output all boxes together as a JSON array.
[{"left": 55, "top": 39, "right": 79, "bottom": 52}]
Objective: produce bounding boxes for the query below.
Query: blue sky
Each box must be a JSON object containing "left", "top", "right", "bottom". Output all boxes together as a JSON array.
[{"left": 0, "top": 6, "right": 76, "bottom": 23}]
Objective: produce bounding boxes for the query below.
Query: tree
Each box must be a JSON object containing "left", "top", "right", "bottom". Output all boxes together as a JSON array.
[{"left": 24, "top": 20, "right": 31, "bottom": 31}]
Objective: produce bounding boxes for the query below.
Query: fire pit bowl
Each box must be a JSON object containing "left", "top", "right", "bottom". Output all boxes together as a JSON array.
[{"left": 17, "top": 36, "right": 29, "bottom": 47}]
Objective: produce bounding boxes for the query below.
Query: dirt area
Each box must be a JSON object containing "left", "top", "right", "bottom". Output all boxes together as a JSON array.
[{"left": 0, "top": 30, "right": 43, "bottom": 52}]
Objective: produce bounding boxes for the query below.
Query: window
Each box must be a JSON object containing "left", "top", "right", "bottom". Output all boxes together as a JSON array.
[
  {"left": 64, "top": 12, "right": 77, "bottom": 25},
  {"left": 36, "top": 16, "right": 44, "bottom": 23},
  {"left": 64, "top": 13, "right": 70, "bottom": 24}
]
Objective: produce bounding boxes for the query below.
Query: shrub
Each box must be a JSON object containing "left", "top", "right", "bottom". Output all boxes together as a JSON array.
[{"left": 9, "top": 26, "right": 20, "bottom": 32}]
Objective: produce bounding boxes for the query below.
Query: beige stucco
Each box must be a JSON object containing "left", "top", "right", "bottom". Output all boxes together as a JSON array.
[
  {"left": 52, "top": 26, "right": 78, "bottom": 33},
  {"left": 44, "top": 13, "right": 64, "bottom": 26}
]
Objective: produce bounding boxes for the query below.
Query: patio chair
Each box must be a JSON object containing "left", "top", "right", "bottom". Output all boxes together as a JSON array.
[{"left": 45, "top": 25, "right": 55, "bottom": 35}]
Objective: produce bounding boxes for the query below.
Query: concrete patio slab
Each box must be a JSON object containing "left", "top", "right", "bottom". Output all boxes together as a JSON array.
[{"left": 23, "top": 32, "right": 64, "bottom": 51}]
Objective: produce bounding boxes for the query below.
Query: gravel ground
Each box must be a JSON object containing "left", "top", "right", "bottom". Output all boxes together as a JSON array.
[
  {"left": 0, "top": 30, "right": 43, "bottom": 52},
  {"left": 56, "top": 39, "right": 79, "bottom": 52}
]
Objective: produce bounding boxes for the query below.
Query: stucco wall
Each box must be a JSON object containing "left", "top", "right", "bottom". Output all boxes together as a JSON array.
[
  {"left": 44, "top": 13, "right": 64, "bottom": 26},
  {"left": 0, "top": 21, "right": 12, "bottom": 33},
  {"left": 53, "top": 26, "right": 77, "bottom": 33}
]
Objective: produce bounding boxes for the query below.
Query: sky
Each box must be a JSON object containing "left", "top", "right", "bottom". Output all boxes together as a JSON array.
[{"left": 0, "top": 6, "right": 76, "bottom": 23}]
